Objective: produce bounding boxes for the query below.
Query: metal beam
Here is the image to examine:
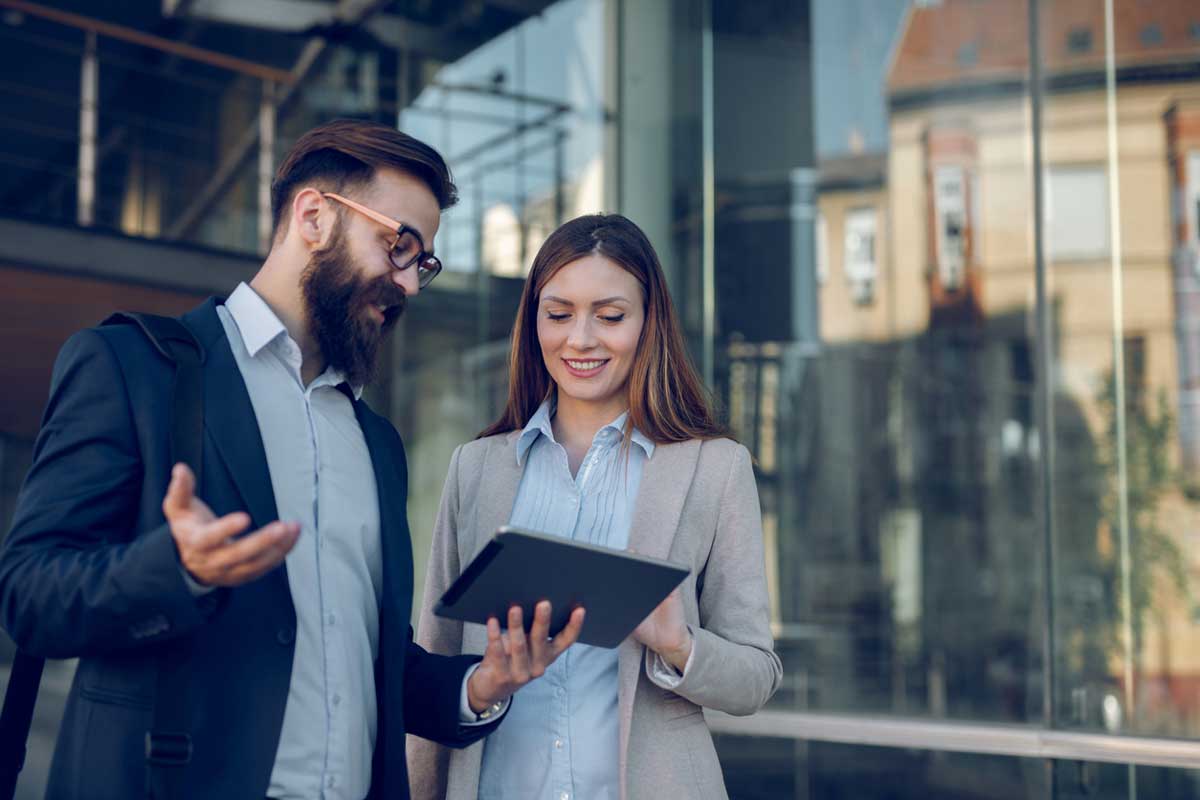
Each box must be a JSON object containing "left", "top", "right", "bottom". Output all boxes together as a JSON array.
[
  {"left": 162, "top": 0, "right": 397, "bottom": 241},
  {"left": 706, "top": 709, "right": 1200, "bottom": 771},
  {"left": 164, "top": 39, "right": 324, "bottom": 240},
  {"left": 76, "top": 30, "right": 97, "bottom": 227},
  {"left": 0, "top": 0, "right": 294, "bottom": 83},
  {"left": 484, "top": 0, "right": 552, "bottom": 16}
]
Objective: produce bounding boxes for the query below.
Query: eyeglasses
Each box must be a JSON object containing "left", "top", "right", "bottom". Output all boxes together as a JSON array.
[{"left": 322, "top": 192, "right": 443, "bottom": 289}]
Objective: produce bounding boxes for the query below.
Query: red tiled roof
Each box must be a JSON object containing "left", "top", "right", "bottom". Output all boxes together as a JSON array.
[{"left": 888, "top": 0, "right": 1200, "bottom": 94}]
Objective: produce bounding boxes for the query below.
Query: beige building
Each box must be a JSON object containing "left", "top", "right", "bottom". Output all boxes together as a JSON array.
[{"left": 816, "top": 0, "right": 1200, "bottom": 732}]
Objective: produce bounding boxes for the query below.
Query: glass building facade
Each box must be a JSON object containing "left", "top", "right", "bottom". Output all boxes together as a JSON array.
[{"left": 2, "top": 0, "right": 1200, "bottom": 797}]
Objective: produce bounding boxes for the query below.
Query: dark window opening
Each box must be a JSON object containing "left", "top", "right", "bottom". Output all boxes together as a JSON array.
[{"left": 1067, "top": 28, "right": 1093, "bottom": 54}]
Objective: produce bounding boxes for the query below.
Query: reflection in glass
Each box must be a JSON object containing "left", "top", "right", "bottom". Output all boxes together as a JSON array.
[
  {"left": 716, "top": 737, "right": 1048, "bottom": 800},
  {"left": 1040, "top": 0, "right": 1200, "bottom": 739}
]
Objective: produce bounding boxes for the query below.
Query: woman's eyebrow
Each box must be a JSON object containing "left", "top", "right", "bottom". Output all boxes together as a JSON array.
[{"left": 541, "top": 295, "right": 630, "bottom": 306}]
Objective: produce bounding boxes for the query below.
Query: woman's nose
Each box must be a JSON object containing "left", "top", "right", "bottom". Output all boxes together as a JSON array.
[{"left": 566, "top": 317, "right": 596, "bottom": 349}]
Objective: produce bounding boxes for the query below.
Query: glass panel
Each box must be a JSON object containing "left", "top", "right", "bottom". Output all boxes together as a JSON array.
[
  {"left": 735, "top": 0, "right": 1046, "bottom": 724},
  {"left": 1052, "top": 761, "right": 1200, "bottom": 799},
  {"left": 400, "top": 0, "right": 610, "bottom": 277},
  {"left": 385, "top": 0, "right": 612, "bottom": 611},
  {"left": 715, "top": 736, "right": 1049, "bottom": 800},
  {"left": 1041, "top": 0, "right": 1200, "bottom": 739}
]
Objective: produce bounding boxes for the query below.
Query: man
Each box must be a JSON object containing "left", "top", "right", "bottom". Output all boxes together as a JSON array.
[{"left": 0, "top": 119, "right": 583, "bottom": 800}]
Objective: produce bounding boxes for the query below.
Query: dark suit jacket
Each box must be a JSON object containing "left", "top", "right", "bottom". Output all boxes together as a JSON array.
[{"left": 0, "top": 298, "right": 490, "bottom": 799}]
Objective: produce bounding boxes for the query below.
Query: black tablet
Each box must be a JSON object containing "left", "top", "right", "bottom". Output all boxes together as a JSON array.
[{"left": 434, "top": 526, "right": 690, "bottom": 649}]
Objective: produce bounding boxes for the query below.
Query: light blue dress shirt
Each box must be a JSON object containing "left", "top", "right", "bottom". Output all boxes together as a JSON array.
[
  {"left": 218, "top": 285, "right": 386, "bottom": 800},
  {"left": 218, "top": 285, "right": 494, "bottom": 800},
  {"left": 478, "top": 400, "right": 655, "bottom": 800}
]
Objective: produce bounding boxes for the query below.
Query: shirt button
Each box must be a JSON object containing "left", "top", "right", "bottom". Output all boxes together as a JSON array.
[
  {"left": 560, "top": 793, "right": 569, "bottom": 800},
  {"left": 332, "top": 693, "right": 341, "bottom": 707},
  {"left": 276, "top": 627, "right": 295, "bottom": 646},
  {"left": 326, "top": 612, "right": 336, "bottom": 626},
  {"left": 554, "top": 738, "right": 563, "bottom": 750},
  {"left": 327, "top": 775, "right": 336, "bottom": 789}
]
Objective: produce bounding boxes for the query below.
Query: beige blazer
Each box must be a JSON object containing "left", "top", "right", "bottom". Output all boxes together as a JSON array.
[{"left": 407, "top": 432, "right": 782, "bottom": 800}]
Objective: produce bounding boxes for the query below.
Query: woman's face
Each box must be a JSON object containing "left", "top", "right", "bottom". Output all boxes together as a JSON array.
[{"left": 536, "top": 254, "right": 645, "bottom": 414}]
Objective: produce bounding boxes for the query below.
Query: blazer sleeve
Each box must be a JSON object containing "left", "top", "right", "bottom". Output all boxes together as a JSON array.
[
  {"left": 401, "top": 627, "right": 489, "bottom": 748},
  {"left": 0, "top": 329, "right": 213, "bottom": 658},
  {"left": 649, "top": 442, "right": 783, "bottom": 715},
  {"left": 406, "top": 443, "right": 471, "bottom": 799}
]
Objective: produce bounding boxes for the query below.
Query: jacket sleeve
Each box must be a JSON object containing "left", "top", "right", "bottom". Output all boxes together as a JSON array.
[
  {"left": 406, "top": 444, "right": 471, "bottom": 800},
  {"left": 647, "top": 443, "right": 783, "bottom": 715},
  {"left": 0, "top": 329, "right": 214, "bottom": 658},
  {"left": 401, "top": 627, "right": 488, "bottom": 748}
]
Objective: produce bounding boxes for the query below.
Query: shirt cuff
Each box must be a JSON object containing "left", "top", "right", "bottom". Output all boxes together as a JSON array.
[
  {"left": 459, "top": 663, "right": 511, "bottom": 725},
  {"left": 180, "top": 564, "right": 216, "bottom": 597},
  {"left": 646, "top": 627, "right": 697, "bottom": 690}
]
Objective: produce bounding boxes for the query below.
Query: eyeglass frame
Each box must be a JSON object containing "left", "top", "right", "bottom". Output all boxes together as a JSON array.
[{"left": 321, "top": 192, "right": 443, "bottom": 288}]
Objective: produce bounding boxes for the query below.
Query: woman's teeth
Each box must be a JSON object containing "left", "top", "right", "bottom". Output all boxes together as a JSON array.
[{"left": 567, "top": 359, "right": 605, "bottom": 370}]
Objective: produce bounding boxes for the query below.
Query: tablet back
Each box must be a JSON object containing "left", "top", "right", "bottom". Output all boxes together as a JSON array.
[{"left": 435, "top": 526, "right": 689, "bottom": 649}]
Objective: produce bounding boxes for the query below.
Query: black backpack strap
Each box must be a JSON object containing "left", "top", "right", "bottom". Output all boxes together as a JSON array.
[
  {"left": 0, "top": 312, "right": 207, "bottom": 800},
  {"left": 103, "top": 314, "right": 206, "bottom": 800},
  {"left": 0, "top": 651, "right": 44, "bottom": 799},
  {"left": 104, "top": 313, "right": 206, "bottom": 479}
]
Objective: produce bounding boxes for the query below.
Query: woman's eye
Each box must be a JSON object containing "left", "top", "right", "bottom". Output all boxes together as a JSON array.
[
  {"left": 547, "top": 312, "right": 570, "bottom": 321},
  {"left": 600, "top": 314, "right": 625, "bottom": 323}
]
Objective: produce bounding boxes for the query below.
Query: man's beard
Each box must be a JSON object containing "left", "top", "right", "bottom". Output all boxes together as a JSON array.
[{"left": 300, "top": 226, "right": 406, "bottom": 388}]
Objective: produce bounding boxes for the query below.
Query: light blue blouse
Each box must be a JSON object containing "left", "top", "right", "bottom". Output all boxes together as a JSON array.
[{"left": 478, "top": 400, "right": 654, "bottom": 800}]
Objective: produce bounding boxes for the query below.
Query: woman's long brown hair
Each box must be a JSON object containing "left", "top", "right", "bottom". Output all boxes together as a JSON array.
[{"left": 479, "top": 213, "right": 729, "bottom": 443}]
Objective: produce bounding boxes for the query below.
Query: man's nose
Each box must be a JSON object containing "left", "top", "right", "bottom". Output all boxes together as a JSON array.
[{"left": 394, "top": 265, "right": 419, "bottom": 297}]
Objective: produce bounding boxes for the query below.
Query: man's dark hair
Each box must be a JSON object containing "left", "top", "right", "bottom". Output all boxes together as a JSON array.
[{"left": 270, "top": 118, "right": 458, "bottom": 238}]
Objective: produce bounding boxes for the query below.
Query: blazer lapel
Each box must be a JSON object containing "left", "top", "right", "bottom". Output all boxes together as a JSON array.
[
  {"left": 617, "top": 438, "right": 701, "bottom": 799},
  {"left": 186, "top": 299, "right": 279, "bottom": 529},
  {"left": 468, "top": 431, "right": 525, "bottom": 556},
  {"left": 355, "top": 405, "right": 413, "bottom": 622},
  {"left": 459, "top": 431, "right": 525, "bottom": 657}
]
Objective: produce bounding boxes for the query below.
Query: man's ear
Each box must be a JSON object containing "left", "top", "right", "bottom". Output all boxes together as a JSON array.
[{"left": 291, "top": 188, "right": 333, "bottom": 250}]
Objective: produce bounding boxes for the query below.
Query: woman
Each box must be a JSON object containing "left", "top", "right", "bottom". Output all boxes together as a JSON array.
[{"left": 408, "top": 214, "right": 781, "bottom": 800}]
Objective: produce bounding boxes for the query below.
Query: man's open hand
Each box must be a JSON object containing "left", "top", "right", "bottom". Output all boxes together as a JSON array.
[{"left": 164, "top": 463, "right": 300, "bottom": 588}]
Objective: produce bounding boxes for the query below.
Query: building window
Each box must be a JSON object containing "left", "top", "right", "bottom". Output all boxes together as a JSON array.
[
  {"left": 1045, "top": 166, "right": 1110, "bottom": 261},
  {"left": 1187, "top": 151, "right": 1200, "bottom": 268},
  {"left": 816, "top": 211, "right": 829, "bottom": 285},
  {"left": 933, "top": 165, "right": 968, "bottom": 290},
  {"left": 1140, "top": 24, "right": 1164, "bottom": 46},
  {"left": 844, "top": 207, "right": 877, "bottom": 305},
  {"left": 956, "top": 40, "right": 979, "bottom": 68},
  {"left": 1067, "top": 27, "right": 1093, "bottom": 54}
]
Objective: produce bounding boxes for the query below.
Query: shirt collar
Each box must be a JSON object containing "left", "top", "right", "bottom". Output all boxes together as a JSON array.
[
  {"left": 224, "top": 282, "right": 362, "bottom": 399},
  {"left": 514, "top": 399, "right": 656, "bottom": 466}
]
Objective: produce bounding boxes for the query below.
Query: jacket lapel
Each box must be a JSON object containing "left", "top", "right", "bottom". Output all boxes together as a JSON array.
[
  {"left": 617, "top": 438, "right": 701, "bottom": 798},
  {"left": 185, "top": 299, "right": 279, "bottom": 529},
  {"left": 458, "top": 431, "right": 525, "bottom": 658},
  {"left": 355, "top": 404, "right": 413, "bottom": 621},
  {"left": 468, "top": 431, "right": 525, "bottom": 557}
]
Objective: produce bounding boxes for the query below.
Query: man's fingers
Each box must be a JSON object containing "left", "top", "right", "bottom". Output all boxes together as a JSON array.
[
  {"left": 220, "top": 524, "right": 301, "bottom": 584},
  {"left": 208, "top": 521, "right": 298, "bottom": 572},
  {"left": 551, "top": 607, "right": 586, "bottom": 656},
  {"left": 189, "top": 511, "right": 253, "bottom": 551},
  {"left": 162, "top": 463, "right": 195, "bottom": 517}
]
